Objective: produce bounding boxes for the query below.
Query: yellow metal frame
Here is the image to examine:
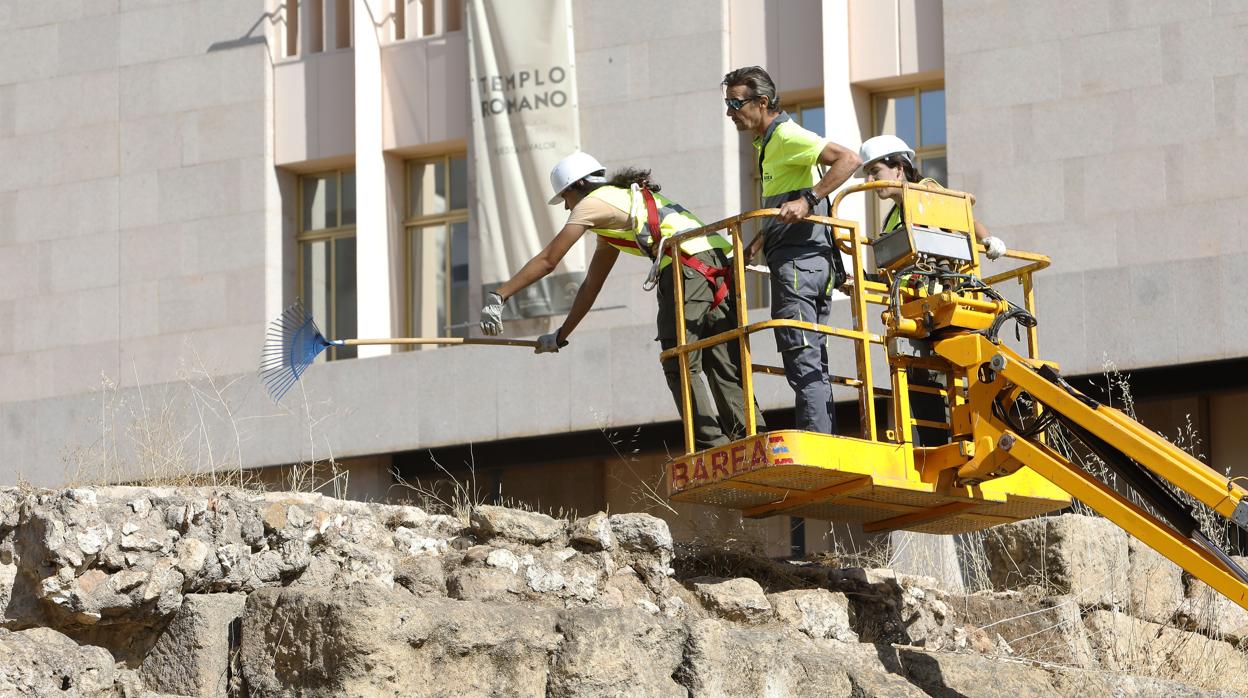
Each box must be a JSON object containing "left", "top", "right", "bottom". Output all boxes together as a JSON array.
[
  {"left": 660, "top": 182, "right": 1067, "bottom": 536},
  {"left": 658, "top": 182, "right": 1248, "bottom": 612}
]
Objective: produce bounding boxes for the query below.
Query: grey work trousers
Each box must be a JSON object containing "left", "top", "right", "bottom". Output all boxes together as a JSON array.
[
  {"left": 657, "top": 249, "right": 766, "bottom": 449},
  {"left": 769, "top": 255, "right": 837, "bottom": 434}
]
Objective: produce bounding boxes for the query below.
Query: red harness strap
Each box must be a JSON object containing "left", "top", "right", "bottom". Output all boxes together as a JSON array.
[{"left": 638, "top": 187, "right": 729, "bottom": 309}]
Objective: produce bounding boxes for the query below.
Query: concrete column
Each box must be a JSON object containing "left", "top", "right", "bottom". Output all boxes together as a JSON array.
[
  {"left": 301, "top": 0, "right": 324, "bottom": 55},
  {"left": 324, "top": 0, "right": 340, "bottom": 50},
  {"left": 822, "top": 0, "right": 865, "bottom": 229},
  {"left": 355, "top": 0, "right": 392, "bottom": 355}
]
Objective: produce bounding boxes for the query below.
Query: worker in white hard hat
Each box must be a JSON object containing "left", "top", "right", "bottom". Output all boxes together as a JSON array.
[
  {"left": 858, "top": 134, "right": 1004, "bottom": 258},
  {"left": 859, "top": 135, "right": 1005, "bottom": 447},
  {"left": 722, "top": 65, "right": 861, "bottom": 436},
  {"left": 479, "top": 152, "right": 765, "bottom": 449}
]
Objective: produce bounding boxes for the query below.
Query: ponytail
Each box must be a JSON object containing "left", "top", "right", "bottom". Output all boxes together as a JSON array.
[{"left": 607, "top": 167, "right": 661, "bottom": 192}]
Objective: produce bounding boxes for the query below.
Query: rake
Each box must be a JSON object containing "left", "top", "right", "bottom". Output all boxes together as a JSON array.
[{"left": 260, "top": 299, "right": 539, "bottom": 402}]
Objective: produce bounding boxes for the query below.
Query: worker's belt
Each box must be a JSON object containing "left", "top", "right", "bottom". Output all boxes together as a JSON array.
[
  {"left": 636, "top": 186, "right": 729, "bottom": 309},
  {"left": 607, "top": 237, "right": 732, "bottom": 310}
]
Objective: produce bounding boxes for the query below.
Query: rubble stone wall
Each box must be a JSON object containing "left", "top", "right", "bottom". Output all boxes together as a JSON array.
[{"left": 0, "top": 488, "right": 1243, "bottom": 697}]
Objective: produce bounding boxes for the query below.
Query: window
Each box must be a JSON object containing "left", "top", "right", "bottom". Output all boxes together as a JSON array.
[
  {"left": 742, "top": 99, "right": 828, "bottom": 309},
  {"left": 406, "top": 154, "right": 469, "bottom": 340},
  {"left": 393, "top": 0, "right": 464, "bottom": 41},
  {"left": 870, "top": 84, "right": 946, "bottom": 227},
  {"left": 298, "top": 170, "right": 357, "bottom": 360},
  {"left": 282, "top": 0, "right": 353, "bottom": 58}
]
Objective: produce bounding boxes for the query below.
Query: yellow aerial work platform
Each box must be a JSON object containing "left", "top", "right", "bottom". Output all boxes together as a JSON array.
[{"left": 657, "top": 181, "right": 1248, "bottom": 613}]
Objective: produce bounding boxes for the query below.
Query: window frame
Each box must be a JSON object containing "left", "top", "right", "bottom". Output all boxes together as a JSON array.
[
  {"left": 404, "top": 151, "right": 470, "bottom": 342},
  {"left": 296, "top": 169, "right": 358, "bottom": 361},
  {"left": 869, "top": 82, "right": 946, "bottom": 169},
  {"left": 867, "top": 82, "right": 947, "bottom": 233}
]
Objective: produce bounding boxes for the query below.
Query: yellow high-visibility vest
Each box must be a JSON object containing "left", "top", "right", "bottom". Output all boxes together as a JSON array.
[{"left": 586, "top": 186, "right": 730, "bottom": 268}]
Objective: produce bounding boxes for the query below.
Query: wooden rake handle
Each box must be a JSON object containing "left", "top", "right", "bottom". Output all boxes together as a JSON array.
[{"left": 340, "top": 337, "right": 541, "bottom": 348}]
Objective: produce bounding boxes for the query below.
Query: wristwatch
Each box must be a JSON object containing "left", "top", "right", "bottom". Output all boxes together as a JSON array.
[{"left": 801, "top": 189, "right": 820, "bottom": 209}]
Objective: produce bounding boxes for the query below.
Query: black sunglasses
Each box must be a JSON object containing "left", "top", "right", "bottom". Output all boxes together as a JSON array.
[{"left": 724, "top": 96, "right": 761, "bottom": 111}]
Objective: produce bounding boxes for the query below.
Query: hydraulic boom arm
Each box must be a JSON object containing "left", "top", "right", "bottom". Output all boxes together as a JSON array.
[{"left": 932, "top": 333, "right": 1248, "bottom": 613}]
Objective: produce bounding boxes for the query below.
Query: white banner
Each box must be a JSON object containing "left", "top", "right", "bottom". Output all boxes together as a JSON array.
[{"left": 468, "top": 0, "right": 584, "bottom": 319}]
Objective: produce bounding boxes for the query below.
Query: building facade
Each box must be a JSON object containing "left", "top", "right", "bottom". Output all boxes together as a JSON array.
[{"left": 2, "top": 0, "right": 1245, "bottom": 557}]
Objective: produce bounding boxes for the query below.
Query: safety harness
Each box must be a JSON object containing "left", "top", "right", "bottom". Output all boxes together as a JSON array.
[{"left": 635, "top": 186, "right": 730, "bottom": 309}]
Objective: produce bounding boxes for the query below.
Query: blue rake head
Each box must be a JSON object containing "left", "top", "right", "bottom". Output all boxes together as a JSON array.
[{"left": 259, "top": 300, "right": 344, "bottom": 403}]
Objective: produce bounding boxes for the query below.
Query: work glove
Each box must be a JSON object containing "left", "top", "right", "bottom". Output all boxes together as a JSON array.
[
  {"left": 535, "top": 331, "right": 568, "bottom": 354},
  {"left": 983, "top": 236, "right": 1007, "bottom": 261},
  {"left": 480, "top": 291, "right": 505, "bottom": 336}
]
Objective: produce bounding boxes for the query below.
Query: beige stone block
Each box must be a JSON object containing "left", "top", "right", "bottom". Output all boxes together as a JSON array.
[
  {"left": 119, "top": 3, "right": 189, "bottom": 67},
  {"left": 0, "top": 299, "right": 12, "bottom": 354},
  {"left": 1081, "top": 149, "right": 1166, "bottom": 215},
  {"left": 946, "top": 107, "right": 1015, "bottom": 171},
  {"left": 212, "top": 42, "right": 268, "bottom": 105},
  {"left": 983, "top": 514, "right": 1129, "bottom": 608},
  {"left": 1126, "top": 535, "right": 1184, "bottom": 625},
  {"left": 1081, "top": 265, "right": 1136, "bottom": 370},
  {"left": 1164, "top": 137, "right": 1248, "bottom": 206},
  {"left": 118, "top": 281, "right": 160, "bottom": 339},
  {"left": 15, "top": 178, "right": 119, "bottom": 244},
  {"left": 0, "top": 242, "right": 38, "bottom": 301},
  {"left": 646, "top": 33, "right": 729, "bottom": 97},
  {"left": 183, "top": 213, "right": 265, "bottom": 275},
  {"left": 0, "top": 352, "right": 38, "bottom": 403},
  {"left": 1084, "top": 609, "right": 1248, "bottom": 687},
  {"left": 120, "top": 224, "right": 188, "bottom": 283},
  {"left": 670, "top": 92, "right": 733, "bottom": 154},
  {"left": 117, "top": 333, "right": 187, "bottom": 388},
  {"left": 35, "top": 341, "right": 122, "bottom": 400},
  {"left": 12, "top": 178, "right": 113, "bottom": 244},
  {"left": 157, "top": 162, "right": 228, "bottom": 224},
  {"left": 1170, "top": 13, "right": 1248, "bottom": 81},
  {"left": 0, "top": 83, "right": 14, "bottom": 139},
  {"left": 0, "top": 24, "right": 58, "bottom": 85},
  {"left": 1176, "top": 558, "right": 1248, "bottom": 643},
  {"left": 12, "top": 287, "right": 116, "bottom": 352},
  {"left": 38, "top": 230, "right": 120, "bottom": 294},
  {"left": 229, "top": 155, "right": 269, "bottom": 215},
  {"left": 1029, "top": 93, "right": 1123, "bottom": 163},
  {"left": 576, "top": 44, "right": 650, "bottom": 109},
  {"left": 119, "top": 61, "right": 160, "bottom": 119},
  {"left": 181, "top": 100, "right": 265, "bottom": 166},
  {"left": 947, "top": 41, "right": 1061, "bottom": 110},
  {"left": 1060, "top": 27, "right": 1163, "bottom": 98},
  {"left": 968, "top": 160, "right": 1063, "bottom": 227},
  {"left": 155, "top": 55, "right": 225, "bottom": 115},
  {"left": 14, "top": 71, "right": 118, "bottom": 137},
  {"left": 223, "top": 269, "right": 264, "bottom": 323},
  {"left": 157, "top": 274, "right": 235, "bottom": 334},
  {"left": 1217, "top": 252, "right": 1248, "bottom": 356},
  {"left": 119, "top": 171, "right": 160, "bottom": 229},
  {"left": 56, "top": 15, "right": 119, "bottom": 77},
  {"left": 8, "top": 1, "right": 119, "bottom": 29},
  {"left": 121, "top": 115, "right": 183, "bottom": 174},
  {"left": 575, "top": 0, "right": 724, "bottom": 49},
  {"left": 1123, "top": 80, "right": 1216, "bottom": 150},
  {"left": 12, "top": 125, "right": 119, "bottom": 190}
]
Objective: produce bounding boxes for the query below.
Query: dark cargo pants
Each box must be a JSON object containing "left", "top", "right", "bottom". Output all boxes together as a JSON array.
[
  {"left": 657, "top": 249, "right": 767, "bottom": 449},
  {"left": 769, "top": 255, "right": 837, "bottom": 434}
]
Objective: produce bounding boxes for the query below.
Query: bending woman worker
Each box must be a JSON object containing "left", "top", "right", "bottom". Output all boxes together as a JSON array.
[
  {"left": 858, "top": 135, "right": 1007, "bottom": 446},
  {"left": 480, "top": 152, "right": 765, "bottom": 449}
]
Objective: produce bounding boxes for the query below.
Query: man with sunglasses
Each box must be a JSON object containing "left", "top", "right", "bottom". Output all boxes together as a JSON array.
[{"left": 722, "top": 66, "right": 860, "bottom": 435}]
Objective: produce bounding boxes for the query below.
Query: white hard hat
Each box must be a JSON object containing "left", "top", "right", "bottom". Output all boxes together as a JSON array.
[
  {"left": 548, "top": 151, "right": 606, "bottom": 204},
  {"left": 858, "top": 135, "right": 915, "bottom": 175}
]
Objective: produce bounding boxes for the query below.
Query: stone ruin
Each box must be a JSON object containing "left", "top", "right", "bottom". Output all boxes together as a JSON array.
[{"left": 0, "top": 486, "right": 1245, "bottom": 696}]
